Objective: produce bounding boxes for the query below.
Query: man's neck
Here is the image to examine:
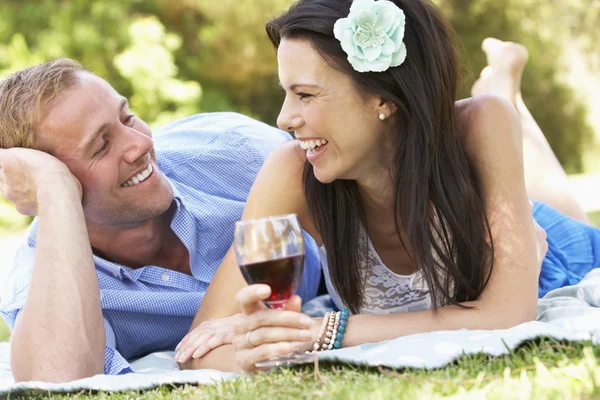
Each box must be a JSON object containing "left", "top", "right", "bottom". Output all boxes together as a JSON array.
[{"left": 87, "top": 205, "right": 190, "bottom": 273}]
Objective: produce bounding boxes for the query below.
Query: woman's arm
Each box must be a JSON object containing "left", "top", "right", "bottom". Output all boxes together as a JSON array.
[
  {"left": 178, "top": 140, "right": 317, "bottom": 371},
  {"left": 233, "top": 95, "right": 545, "bottom": 371},
  {"left": 458, "top": 94, "right": 540, "bottom": 316}
]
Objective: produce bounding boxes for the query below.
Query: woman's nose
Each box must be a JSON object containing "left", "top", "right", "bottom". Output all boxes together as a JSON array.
[{"left": 277, "top": 97, "right": 303, "bottom": 132}]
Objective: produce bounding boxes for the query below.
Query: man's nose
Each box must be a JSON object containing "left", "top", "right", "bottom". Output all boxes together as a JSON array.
[{"left": 122, "top": 127, "right": 153, "bottom": 164}]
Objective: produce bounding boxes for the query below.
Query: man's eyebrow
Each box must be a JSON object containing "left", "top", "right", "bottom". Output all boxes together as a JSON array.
[{"left": 82, "top": 97, "right": 129, "bottom": 153}]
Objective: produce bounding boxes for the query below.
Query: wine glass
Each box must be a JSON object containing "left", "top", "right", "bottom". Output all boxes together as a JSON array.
[{"left": 234, "top": 213, "right": 316, "bottom": 368}]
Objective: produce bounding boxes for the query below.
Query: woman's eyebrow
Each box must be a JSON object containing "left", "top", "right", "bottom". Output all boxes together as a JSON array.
[{"left": 279, "top": 82, "right": 321, "bottom": 91}]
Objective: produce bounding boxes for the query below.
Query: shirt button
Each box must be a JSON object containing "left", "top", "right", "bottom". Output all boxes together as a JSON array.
[
  {"left": 161, "top": 273, "right": 170, "bottom": 282},
  {"left": 113, "top": 272, "right": 120, "bottom": 278}
]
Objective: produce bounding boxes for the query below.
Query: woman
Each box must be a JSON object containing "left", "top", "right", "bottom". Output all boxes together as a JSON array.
[{"left": 177, "top": 0, "right": 599, "bottom": 372}]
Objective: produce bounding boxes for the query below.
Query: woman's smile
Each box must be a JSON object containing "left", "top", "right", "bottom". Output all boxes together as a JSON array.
[{"left": 298, "top": 138, "right": 329, "bottom": 162}]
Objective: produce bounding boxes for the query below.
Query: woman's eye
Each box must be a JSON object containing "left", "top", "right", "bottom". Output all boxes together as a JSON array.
[{"left": 124, "top": 114, "right": 136, "bottom": 125}]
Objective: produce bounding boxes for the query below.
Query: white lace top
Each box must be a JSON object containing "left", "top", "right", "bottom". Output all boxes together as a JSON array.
[{"left": 320, "top": 226, "right": 434, "bottom": 314}]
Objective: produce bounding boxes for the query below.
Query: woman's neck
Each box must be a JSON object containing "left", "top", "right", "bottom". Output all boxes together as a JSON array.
[
  {"left": 357, "top": 170, "right": 392, "bottom": 209},
  {"left": 356, "top": 173, "right": 399, "bottom": 235}
]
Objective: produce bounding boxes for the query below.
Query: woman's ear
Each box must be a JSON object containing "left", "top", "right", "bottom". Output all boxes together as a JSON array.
[{"left": 374, "top": 97, "right": 397, "bottom": 120}]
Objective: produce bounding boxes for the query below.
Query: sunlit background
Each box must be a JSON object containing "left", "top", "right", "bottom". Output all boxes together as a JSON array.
[{"left": 0, "top": 0, "right": 599, "bottom": 327}]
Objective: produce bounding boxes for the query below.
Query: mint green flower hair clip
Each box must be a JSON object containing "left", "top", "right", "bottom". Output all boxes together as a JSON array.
[{"left": 333, "top": 0, "right": 407, "bottom": 73}]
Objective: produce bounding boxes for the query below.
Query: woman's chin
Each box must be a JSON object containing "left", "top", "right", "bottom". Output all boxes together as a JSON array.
[{"left": 313, "top": 169, "right": 336, "bottom": 184}]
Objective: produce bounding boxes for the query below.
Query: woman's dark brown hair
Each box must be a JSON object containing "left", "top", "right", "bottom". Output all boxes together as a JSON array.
[{"left": 267, "top": 0, "right": 494, "bottom": 313}]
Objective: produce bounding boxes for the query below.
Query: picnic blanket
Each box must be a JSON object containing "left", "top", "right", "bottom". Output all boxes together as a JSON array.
[{"left": 1, "top": 268, "right": 599, "bottom": 397}]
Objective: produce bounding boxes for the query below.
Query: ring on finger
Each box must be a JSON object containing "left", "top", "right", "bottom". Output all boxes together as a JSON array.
[{"left": 246, "top": 331, "right": 256, "bottom": 348}]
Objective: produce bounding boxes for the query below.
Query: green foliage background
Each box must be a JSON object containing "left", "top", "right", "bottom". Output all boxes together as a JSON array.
[{"left": 0, "top": 0, "right": 599, "bottom": 233}]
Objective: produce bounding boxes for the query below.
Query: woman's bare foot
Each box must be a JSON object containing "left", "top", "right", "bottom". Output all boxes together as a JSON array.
[{"left": 471, "top": 38, "right": 529, "bottom": 107}]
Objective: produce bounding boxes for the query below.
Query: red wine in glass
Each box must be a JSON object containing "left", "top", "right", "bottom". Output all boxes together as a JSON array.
[
  {"left": 234, "top": 214, "right": 316, "bottom": 369},
  {"left": 239, "top": 254, "right": 305, "bottom": 308}
]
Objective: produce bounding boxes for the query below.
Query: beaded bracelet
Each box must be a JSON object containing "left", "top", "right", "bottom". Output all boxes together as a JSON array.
[
  {"left": 310, "top": 309, "right": 349, "bottom": 352},
  {"left": 334, "top": 309, "right": 349, "bottom": 349},
  {"left": 326, "top": 310, "right": 340, "bottom": 350},
  {"left": 312, "top": 311, "right": 330, "bottom": 353},
  {"left": 321, "top": 311, "right": 336, "bottom": 350}
]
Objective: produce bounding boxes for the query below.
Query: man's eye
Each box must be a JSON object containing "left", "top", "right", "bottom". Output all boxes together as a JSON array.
[
  {"left": 94, "top": 141, "right": 109, "bottom": 157},
  {"left": 297, "top": 93, "right": 312, "bottom": 100}
]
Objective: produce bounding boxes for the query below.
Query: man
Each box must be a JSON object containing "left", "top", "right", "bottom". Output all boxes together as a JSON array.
[{"left": 0, "top": 59, "right": 321, "bottom": 382}]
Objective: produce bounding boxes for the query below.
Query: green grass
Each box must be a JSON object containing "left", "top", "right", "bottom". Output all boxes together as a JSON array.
[{"left": 8, "top": 338, "right": 599, "bottom": 399}]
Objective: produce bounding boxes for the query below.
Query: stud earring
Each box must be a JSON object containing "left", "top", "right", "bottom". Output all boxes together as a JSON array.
[{"left": 379, "top": 113, "right": 386, "bottom": 121}]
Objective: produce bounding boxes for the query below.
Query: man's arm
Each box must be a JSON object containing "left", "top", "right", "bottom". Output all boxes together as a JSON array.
[{"left": 1, "top": 148, "right": 105, "bottom": 382}]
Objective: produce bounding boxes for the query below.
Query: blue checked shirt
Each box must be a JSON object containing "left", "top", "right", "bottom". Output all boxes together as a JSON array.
[{"left": 0, "top": 113, "right": 322, "bottom": 375}]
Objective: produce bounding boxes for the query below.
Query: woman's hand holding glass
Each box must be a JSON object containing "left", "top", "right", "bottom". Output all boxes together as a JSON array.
[
  {"left": 232, "top": 284, "right": 317, "bottom": 372},
  {"left": 232, "top": 214, "right": 319, "bottom": 370}
]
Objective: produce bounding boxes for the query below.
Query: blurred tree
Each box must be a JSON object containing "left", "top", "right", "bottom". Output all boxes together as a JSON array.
[
  {"left": 114, "top": 16, "right": 201, "bottom": 128},
  {"left": 144, "top": 0, "right": 291, "bottom": 123},
  {"left": 0, "top": 1, "right": 133, "bottom": 89}
]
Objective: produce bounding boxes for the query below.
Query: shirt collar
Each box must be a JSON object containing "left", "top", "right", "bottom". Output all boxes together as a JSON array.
[{"left": 94, "top": 176, "right": 197, "bottom": 281}]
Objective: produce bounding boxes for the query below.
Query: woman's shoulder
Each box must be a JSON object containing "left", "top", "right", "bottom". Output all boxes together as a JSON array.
[
  {"left": 455, "top": 95, "right": 520, "bottom": 131},
  {"left": 254, "top": 140, "right": 307, "bottom": 193},
  {"left": 456, "top": 93, "right": 518, "bottom": 123},
  {"left": 454, "top": 94, "right": 522, "bottom": 155}
]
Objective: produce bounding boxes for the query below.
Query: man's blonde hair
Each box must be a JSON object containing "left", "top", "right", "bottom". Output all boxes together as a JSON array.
[{"left": 0, "top": 58, "right": 85, "bottom": 150}]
